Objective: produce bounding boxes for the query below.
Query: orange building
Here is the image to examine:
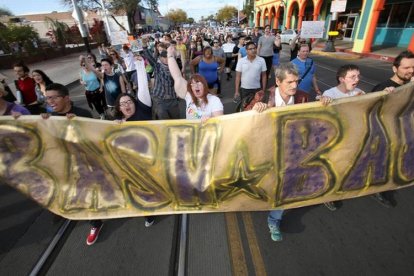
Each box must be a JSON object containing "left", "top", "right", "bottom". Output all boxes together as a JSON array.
[{"left": 254, "top": 0, "right": 414, "bottom": 54}]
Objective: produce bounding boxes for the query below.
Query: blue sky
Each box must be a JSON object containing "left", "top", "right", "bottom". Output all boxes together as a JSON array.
[{"left": 0, "top": 0, "right": 241, "bottom": 20}]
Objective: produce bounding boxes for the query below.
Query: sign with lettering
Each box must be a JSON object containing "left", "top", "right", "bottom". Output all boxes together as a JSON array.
[
  {"left": 300, "top": 21, "right": 325, "bottom": 38},
  {"left": 1, "top": 83, "right": 413, "bottom": 220}
]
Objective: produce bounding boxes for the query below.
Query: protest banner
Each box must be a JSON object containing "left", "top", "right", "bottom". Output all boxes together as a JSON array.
[
  {"left": 1, "top": 83, "right": 413, "bottom": 220},
  {"left": 300, "top": 21, "right": 325, "bottom": 38},
  {"left": 110, "top": 30, "right": 129, "bottom": 45}
]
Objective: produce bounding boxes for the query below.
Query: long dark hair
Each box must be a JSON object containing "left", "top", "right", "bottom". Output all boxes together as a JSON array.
[
  {"left": 32, "top": 69, "right": 53, "bottom": 85},
  {"left": 114, "top": 93, "right": 136, "bottom": 119}
]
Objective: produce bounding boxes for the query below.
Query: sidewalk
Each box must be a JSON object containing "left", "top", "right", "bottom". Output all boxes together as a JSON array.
[
  {"left": 312, "top": 40, "right": 406, "bottom": 62},
  {"left": 0, "top": 49, "right": 98, "bottom": 92}
]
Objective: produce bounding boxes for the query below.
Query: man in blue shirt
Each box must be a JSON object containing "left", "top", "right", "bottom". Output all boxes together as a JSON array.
[{"left": 291, "top": 44, "right": 321, "bottom": 101}]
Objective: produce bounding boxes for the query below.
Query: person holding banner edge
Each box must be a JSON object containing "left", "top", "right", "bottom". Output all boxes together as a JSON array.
[
  {"left": 369, "top": 50, "right": 414, "bottom": 207},
  {"left": 253, "top": 63, "right": 332, "bottom": 241}
]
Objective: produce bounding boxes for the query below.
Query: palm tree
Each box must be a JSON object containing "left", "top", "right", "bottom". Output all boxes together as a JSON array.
[{"left": 45, "top": 17, "right": 69, "bottom": 49}]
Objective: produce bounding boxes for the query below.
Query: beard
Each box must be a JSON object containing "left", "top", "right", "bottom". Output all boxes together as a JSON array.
[{"left": 396, "top": 71, "right": 413, "bottom": 83}]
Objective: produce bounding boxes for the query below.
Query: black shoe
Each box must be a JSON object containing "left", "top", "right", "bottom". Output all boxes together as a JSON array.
[{"left": 371, "top": 193, "right": 393, "bottom": 208}]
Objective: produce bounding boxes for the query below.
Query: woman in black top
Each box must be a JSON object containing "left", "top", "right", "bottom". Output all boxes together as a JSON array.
[
  {"left": 113, "top": 93, "right": 151, "bottom": 122},
  {"left": 113, "top": 86, "right": 154, "bottom": 226}
]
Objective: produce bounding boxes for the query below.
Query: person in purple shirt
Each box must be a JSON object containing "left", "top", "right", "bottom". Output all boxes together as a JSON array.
[{"left": 0, "top": 82, "right": 30, "bottom": 116}]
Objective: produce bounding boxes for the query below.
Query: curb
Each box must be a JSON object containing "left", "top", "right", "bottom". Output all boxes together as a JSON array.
[
  {"left": 312, "top": 45, "right": 396, "bottom": 63},
  {"left": 311, "top": 49, "right": 361, "bottom": 60}
]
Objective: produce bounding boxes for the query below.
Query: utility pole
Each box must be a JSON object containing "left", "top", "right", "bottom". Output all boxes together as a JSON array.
[
  {"left": 324, "top": 12, "right": 337, "bottom": 52},
  {"left": 237, "top": 0, "right": 241, "bottom": 25},
  {"left": 324, "top": 0, "right": 347, "bottom": 52},
  {"left": 71, "top": 0, "right": 91, "bottom": 53},
  {"left": 99, "top": 0, "right": 112, "bottom": 44}
]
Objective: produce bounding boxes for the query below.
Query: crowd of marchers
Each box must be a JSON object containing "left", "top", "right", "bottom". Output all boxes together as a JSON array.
[{"left": 1, "top": 24, "right": 413, "bottom": 244}]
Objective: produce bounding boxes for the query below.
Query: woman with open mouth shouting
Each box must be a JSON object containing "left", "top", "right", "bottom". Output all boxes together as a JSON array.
[{"left": 167, "top": 45, "right": 224, "bottom": 121}]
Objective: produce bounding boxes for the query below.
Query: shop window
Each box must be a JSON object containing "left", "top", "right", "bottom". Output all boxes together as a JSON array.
[
  {"left": 389, "top": 2, "right": 412, "bottom": 27},
  {"left": 377, "top": 2, "right": 414, "bottom": 28},
  {"left": 377, "top": 4, "right": 392, "bottom": 27},
  {"left": 407, "top": 5, "right": 414, "bottom": 28}
]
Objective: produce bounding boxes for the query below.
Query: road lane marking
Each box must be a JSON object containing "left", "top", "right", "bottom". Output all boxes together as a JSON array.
[
  {"left": 242, "top": 212, "right": 267, "bottom": 276},
  {"left": 225, "top": 212, "right": 248, "bottom": 276}
]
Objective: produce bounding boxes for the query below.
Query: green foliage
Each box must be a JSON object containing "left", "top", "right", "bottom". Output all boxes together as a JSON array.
[
  {"left": 61, "top": 0, "right": 159, "bottom": 32},
  {"left": 165, "top": 9, "right": 187, "bottom": 25},
  {"left": 45, "top": 17, "right": 70, "bottom": 47},
  {"left": 0, "top": 7, "right": 13, "bottom": 16},
  {"left": 216, "top": 5, "right": 237, "bottom": 23},
  {"left": 242, "top": 0, "right": 254, "bottom": 18},
  {"left": 0, "top": 24, "right": 39, "bottom": 53},
  {"left": 146, "top": 0, "right": 159, "bottom": 11},
  {"left": 187, "top": 17, "right": 194, "bottom": 24},
  {"left": 89, "top": 18, "right": 107, "bottom": 44}
]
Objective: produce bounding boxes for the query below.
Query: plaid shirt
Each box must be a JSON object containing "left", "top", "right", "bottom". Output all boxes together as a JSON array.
[{"left": 142, "top": 49, "right": 177, "bottom": 100}]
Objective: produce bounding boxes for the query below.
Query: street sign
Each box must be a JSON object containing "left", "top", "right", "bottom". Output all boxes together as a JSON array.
[{"left": 330, "top": 0, "right": 347, "bottom": 13}]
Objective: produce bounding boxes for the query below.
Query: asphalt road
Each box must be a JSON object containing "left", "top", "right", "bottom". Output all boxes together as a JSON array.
[{"left": 1, "top": 47, "right": 414, "bottom": 276}]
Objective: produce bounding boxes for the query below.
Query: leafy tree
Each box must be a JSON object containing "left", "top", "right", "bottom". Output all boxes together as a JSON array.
[
  {"left": 109, "top": 0, "right": 139, "bottom": 33},
  {"left": 187, "top": 17, "right": 194, "bottom": 24},
  {"left": 165, "top": 9, "right": 187, "bottom": 26},
  {"left": 206, "top": 14, "right": 215, "bottom": 21},
  {"left": 242, "top": 0, "right": 254, "bottom": 19},
  {"left": 89, "top": 18, "right": 107, "bottom": 44},
  {"left": 61, "top": 0, "right": 159, "bottom": 33},
  {"left": 146, "top": 0, "right": 159, "bottom": 11},
  {"left": 0, "top": 7, "right": 13, "bottom": 16},
  {"left": 0, "top": 24, "right": 39, "bottom": 53},
  {"left": 45, "top": 17, "right": 70, "bottom": 48},
  {"left": 216, "top": 5, "right": 237, "bottom": 24}
]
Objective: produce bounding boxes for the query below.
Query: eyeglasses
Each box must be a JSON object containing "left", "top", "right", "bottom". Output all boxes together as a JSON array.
[
  {"left": 213, "top": 41, "right": 219, "bottom": 43},
  {"left": 190, "top": 81, "right": 203, "bottom": 87},
  {"left": 345, "top": 75, "right": 361, "bottom": 81},
  {"left": 81, "top": 64, "right": 86, "bottom": 67},
  {"left": 46, "top": 95, "right": 63, "bottom": 101},
  {"left": 119, "top": 100, "right": 133, "bottom": 107},
  {"left": 247, "top": 47, "right": 256, "bottom": 50},
  {"left": 87, "top": 56, "right": 93, "bottom": 59}
]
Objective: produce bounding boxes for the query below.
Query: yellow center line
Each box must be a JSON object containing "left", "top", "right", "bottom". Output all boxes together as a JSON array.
[
  {"left": 242, "top": 212, "right": 267, "bottom": 276},
  {"left": 225, "top": 212, "right": 248, "bottom": 276}
]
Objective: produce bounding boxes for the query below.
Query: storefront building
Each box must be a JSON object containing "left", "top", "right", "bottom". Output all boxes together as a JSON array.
[{"left": 253, "top": 0, "right": 414, "bottom": 53}]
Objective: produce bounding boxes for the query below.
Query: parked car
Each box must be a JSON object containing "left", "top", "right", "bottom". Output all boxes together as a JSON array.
[{"left": 280, "top": 29, "right": 298, "bottom": 44}]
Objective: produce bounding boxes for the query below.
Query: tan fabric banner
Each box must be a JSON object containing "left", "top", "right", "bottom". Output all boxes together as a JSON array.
[{"left": 1, "top": 83, "right": 414, "bottom": 220}]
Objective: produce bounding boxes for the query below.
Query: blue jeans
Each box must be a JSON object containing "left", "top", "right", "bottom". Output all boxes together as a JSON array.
[{"left": 268, "top": 210, "right": 284, "bottom": 227}]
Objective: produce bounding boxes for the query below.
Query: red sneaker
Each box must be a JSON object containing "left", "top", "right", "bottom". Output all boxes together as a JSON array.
[{"left": 86, "top": 224, "right": 103, "bottom": 246}]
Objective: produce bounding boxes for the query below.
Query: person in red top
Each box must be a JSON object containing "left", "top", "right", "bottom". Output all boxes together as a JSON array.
[{"left": 13, "top": 62, "right": 43, "bottom": 114}]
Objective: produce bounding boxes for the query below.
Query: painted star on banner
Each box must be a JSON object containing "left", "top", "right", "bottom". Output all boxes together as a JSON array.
[{"left": 214, "top": 151, "right": 271, "bottom": 202}]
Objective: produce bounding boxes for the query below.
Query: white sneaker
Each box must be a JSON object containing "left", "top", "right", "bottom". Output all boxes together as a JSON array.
[{"left": 144, "top": 217, "right": 155, "bottom": 227}]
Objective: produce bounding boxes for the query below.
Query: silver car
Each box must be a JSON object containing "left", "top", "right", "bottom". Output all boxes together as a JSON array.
[{"left": 280, "top": 29, "right": 298, "bottom": 44}]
